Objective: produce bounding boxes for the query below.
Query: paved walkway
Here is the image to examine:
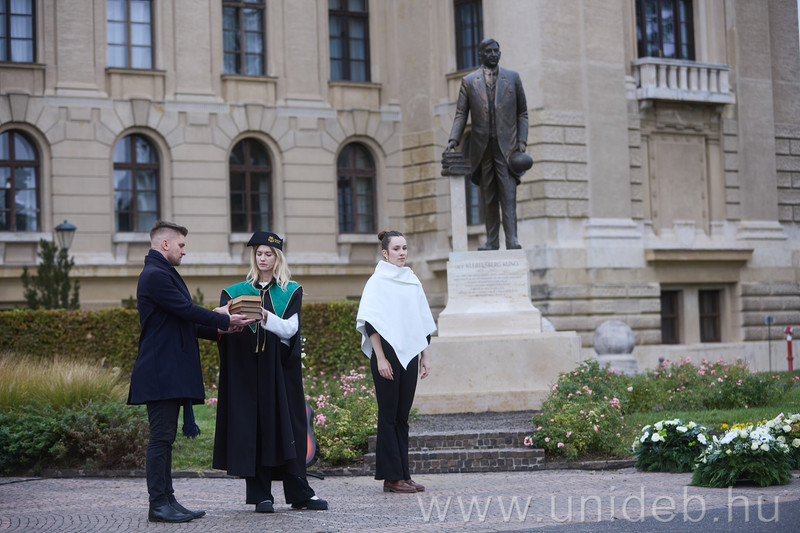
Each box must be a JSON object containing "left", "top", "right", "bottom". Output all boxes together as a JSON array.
[{"left": 1, "top": 469, "right": 798, "bottom": 532}]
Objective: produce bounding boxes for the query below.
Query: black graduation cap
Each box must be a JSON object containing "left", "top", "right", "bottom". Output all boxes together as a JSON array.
[{"left": 247, "top": 231, "right": 283, "bottom": 250}]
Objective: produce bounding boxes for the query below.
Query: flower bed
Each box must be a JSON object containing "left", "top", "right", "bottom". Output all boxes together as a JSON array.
[
  {"left": 304, "top": 367, "right": 378, "bottom": 464},
  {"left": 691, "top": 414, "right": 798, "bottom": 488},
  {"left": 632, "top": 419, "right": 709, "bottom": 473},
  {"left": 525, "top": 359, "right": 795, "bottom": 462}
]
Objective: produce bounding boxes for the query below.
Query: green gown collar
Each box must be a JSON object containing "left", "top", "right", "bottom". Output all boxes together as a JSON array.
[{"left": 223, "top": 280, "right": 300, "bottom": 318}]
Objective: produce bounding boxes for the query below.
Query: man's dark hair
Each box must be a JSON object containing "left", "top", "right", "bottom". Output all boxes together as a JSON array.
[
  {"left": 150, "top": 220, "right": 188, "bottom": 239},
  {"left": 478, "top": 38, "right": 499, "bottom": 54}
]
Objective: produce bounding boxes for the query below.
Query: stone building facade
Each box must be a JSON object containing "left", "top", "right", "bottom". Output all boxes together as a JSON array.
[{"left": 1, "top": 0, "right": 799, "bottom": 369}]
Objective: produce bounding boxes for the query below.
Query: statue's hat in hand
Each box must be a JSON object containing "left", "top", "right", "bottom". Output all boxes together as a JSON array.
[{"left": 508, "top": 151, "right": 533, "bottom": 175}]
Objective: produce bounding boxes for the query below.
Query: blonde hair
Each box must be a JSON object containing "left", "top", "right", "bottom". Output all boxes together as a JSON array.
[{"left": 246, "top": 245, "right": 291, "bottom": 289}]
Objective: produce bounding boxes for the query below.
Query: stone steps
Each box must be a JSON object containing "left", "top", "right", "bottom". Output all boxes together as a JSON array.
[{"left": 364, "top": 430, "right": 544, "bottom": 475}]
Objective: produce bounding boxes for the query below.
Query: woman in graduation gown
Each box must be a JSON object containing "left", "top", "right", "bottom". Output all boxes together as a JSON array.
[
  {"left": 213, "top": 231, "right": 327, "bottom": 513},
  {"left": 356, "top": 230, "right": 437, "bottom": 493}
]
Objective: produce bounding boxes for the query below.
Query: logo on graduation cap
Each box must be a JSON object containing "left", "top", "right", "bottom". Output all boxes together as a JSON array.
[{"left": 247, "top": 231, "right": 283, "bottom": 250}]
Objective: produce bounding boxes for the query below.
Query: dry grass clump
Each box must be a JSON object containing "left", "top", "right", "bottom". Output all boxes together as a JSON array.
[{"left": 0, "top": 355, "right": 127, "bottom": 410}]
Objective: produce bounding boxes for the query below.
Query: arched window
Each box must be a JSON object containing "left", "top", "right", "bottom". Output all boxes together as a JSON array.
[
  {"left": 337, "top": 142, "right": 375, "bottom": 234},
  {"left": 113, "top": 134, "right": 159, "bottom": 232},
  {"left": 0, "top": 130, "right": 39, "bottom": 231},
  {"left": 229, "top": 138, "right": 272, "bottom": 232}
]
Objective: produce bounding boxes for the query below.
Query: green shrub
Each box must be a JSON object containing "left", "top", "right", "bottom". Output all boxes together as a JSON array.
[
  {"left": 56, "top": 402, "right": 149, "bottom": 470},
  {"left": 301, "top": 300, "right": 363, "bottom": 374},
  {"left": 305, "top": 366, "right": 378, "bottom": 464},
  {"left": 627, "top": 357, "right": 785, "bottom": 412},
  {"left": 0, "top": 301, "right": 363, "bottom": 385},
  {"left": 528, "top": 358, "right": 794, "bottom": 462},
  {"left": 529, "top": 399, "right": 627, "bottom": 461},
  {"left": 632, "top": 419, "right": 709, "bottom": 473},
  {"left": 545, "top": 360, "right": 630, "bottom": 409},
  {"left": 0, "top": 401, "right": 148, "bottom": 474}
]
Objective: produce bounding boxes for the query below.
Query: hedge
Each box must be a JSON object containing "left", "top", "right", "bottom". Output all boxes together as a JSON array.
[{"left": 0, "top": 302, "right": 363, "bottom": 383}]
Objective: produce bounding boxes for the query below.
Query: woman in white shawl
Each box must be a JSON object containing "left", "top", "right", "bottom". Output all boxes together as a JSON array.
[{"left": 357, "top": 230, "right": 437, "bottom": 493}]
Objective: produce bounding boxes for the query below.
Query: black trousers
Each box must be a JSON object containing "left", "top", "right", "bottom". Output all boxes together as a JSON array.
[
  {"left": 145, "top": 399, "right": 181, "bottom": 507},
  {"left": 245, "top": 466, "right": 315, "bottom": 505},
  {"left": 479, "top": 138, "right": 519, "bottom": 248},
  {"left": 244, "top": 406, "right": 315, "bottom": 505},
  {"left": 370, "top": 338, "right": 419, "bottom": 481}
]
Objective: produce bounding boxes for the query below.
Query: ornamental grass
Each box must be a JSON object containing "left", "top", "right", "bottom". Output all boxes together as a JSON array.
[
  {"left": 0, "top": 354, "right": 147, "bottom": 474},
  {"left": 0, "top": 355, "right": 127, "bottom": 410}
]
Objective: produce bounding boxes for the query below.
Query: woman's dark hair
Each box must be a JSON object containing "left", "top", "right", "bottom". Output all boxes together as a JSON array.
[{"left": 378, "top": 230, "right": 404, "bottom": 251}]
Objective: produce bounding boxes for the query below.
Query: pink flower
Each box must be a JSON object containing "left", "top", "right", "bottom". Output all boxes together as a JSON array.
[
  {"left": 524, "top": 436, "right": 534, "bottom": 446},
  {"left": 557, "top": 442, "right": 565, "bottom": 448},
  {"left": 544, "top": 437, "right": 550, "bottom": 443},
  {"left": 566, "top": 431, "right": 572, "bottom": 438},
  {"left": 627, "top": 386, "right": 633, "bottom": 392},
  {"left": 593, "top": 425, "right": 599, "bottom": 432},
  {"left": 205, "top": 397, "right": 218, "bottom": 406}
]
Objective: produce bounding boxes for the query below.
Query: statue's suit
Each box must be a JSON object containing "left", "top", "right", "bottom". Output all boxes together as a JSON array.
[
  {"left": 449, "top": 67, "right": 528, "bottom": 185},
  {"left": 449, "top": 66, "right": 528, "bottom": 248}
]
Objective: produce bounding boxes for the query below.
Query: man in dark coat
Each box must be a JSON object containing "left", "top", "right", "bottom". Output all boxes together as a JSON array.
[
  {"left": 128, "top": 220, "right": 253, "bottom": 523},
  {"left": 447, "top": 38, "right": 529, "bottom": 250}
]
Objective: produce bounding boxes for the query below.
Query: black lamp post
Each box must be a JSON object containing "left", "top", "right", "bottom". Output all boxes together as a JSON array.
[{"left": 54, "top": 220, "right": 77, "bottom": 252}]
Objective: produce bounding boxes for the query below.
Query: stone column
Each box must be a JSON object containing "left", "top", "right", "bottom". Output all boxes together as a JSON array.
[{"left": 441, "top": 151, "right": 470, "bottom": 252}]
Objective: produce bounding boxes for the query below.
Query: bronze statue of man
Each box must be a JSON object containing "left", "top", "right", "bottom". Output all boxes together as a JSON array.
[{"left": 447, "top": 38, "right": 531, "bottom": 250}]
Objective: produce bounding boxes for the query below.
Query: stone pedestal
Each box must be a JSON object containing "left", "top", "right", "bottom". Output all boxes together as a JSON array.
[
  {"left": 436, "top": 250, "right": 541, "bottom": 336},
  {"left": 415, "top": 333, "right": 583, "bottom": 413},
  {"left": 415, "top": 249, "right": 583, "bottom": 413}
]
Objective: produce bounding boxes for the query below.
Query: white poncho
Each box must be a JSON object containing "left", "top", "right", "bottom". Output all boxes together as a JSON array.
[{"left": 356, "top": 260, "right": 437, "bottom": 369}]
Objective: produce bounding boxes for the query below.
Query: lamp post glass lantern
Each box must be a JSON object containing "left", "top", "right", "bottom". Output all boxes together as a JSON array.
[{"left": 55, "top": 220, "right": 77, "bottom": 252}]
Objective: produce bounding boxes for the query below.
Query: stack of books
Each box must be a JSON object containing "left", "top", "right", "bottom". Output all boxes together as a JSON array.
[{"left": 229, "top": 294, "right": 262, "bottom": 320}]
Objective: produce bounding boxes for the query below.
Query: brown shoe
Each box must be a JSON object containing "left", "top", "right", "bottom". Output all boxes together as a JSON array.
[
  {"left": 405, "top": 479, "right": 425, "bottom": 492},
  {"left": 383, "top": 480, "right": 416, "bottom": 493}
]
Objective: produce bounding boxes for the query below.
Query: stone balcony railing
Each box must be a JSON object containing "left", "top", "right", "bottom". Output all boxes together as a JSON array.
[{"left": 631, "top": 57, "right": 735, "bottom": 105}]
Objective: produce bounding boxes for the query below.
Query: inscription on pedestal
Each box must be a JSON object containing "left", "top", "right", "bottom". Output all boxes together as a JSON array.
[
  {"left": 438, "top": 250, "right": 541, "bottom": 336},
  {"left": 448, "top": 258, "right": 528, "bottom": 300}
]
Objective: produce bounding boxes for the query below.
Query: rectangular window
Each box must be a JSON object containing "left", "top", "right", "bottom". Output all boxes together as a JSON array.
[
  {"left": 0, "top": 0, "right": 35, "bottom": 63},
  {"left": 635, "top": 0, "right": 694, "bottom": 60},
  {"left": 107, "top": 0, "right": 153, "bottom": 69},
  {"left": 698, "top": 289, "right": 721, "bottom": 343},
  {"left": 660, "top": 290, "right": 680, "bottom": 344},
  {"left": 223, "top": 0, "right": 265, "bottom": 76},
  {"left": 454, "top": 0, "right": 482, "bottom": 71},
  {"left": 329, "top": 0, "right": 370, "bottom": 82}
]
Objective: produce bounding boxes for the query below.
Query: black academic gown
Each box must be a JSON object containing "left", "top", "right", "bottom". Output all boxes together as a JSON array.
[{"left": 212, "top": 280, "right": 307, "bottom": 480}]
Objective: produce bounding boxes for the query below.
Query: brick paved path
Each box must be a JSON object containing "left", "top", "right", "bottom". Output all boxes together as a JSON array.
[{"left": 1, "top": 470, "right": 798, "bottom": 532}]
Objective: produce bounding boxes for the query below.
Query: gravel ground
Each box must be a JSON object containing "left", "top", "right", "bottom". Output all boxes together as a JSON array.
[{"left": 410, "top": 410, "right": 538, "bottom": 434}]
